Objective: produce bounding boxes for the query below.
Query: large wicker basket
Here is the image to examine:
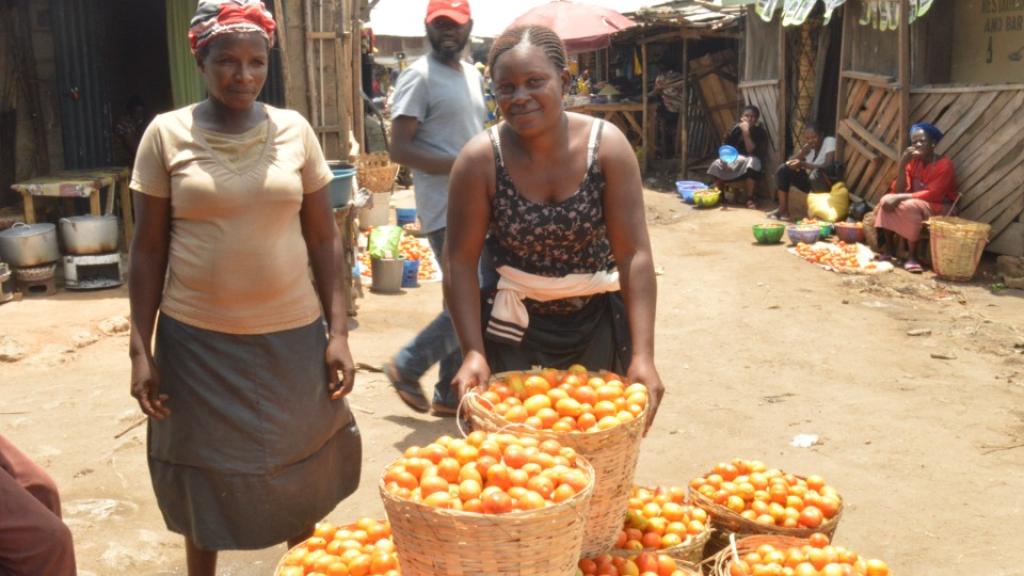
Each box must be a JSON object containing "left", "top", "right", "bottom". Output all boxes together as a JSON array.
[
  {"left": 928, "top": 216, "right": 991, "bottom": 282},
  {"left": 608, "top": 485, "right": 712, "bottom": 564},
  {"left": 610, "top": 526, "right": 710, "bottom": 565},
  {"left": 707, "top": 534, "right": 809, "bottom": 576},
  {"left": 357, "top": 152, "right": 399, "bottom": 194},
  {"left": 689, "top": 479, "right": 842, "bottom": 553},
  {"left": 465, "top": 370, "right": 647, "bottom": 558},
  {"left": 273, "top": 519, "right": 395, "bottom": 575},
  {"left": 582, "top": 554, "right": 703, "bottom": 576},
  {"left": 381, "top": 458, "right": 595, "bottom": 576}
]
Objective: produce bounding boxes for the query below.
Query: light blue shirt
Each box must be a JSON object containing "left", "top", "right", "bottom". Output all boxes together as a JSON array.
[{"left": 389, "top": 56, "right": 487, "bottom": 232}]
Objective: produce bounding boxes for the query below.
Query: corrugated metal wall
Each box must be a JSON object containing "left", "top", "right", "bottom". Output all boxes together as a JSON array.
[{"left": 50, "top": 0, "right": 112, "bottom": 169}]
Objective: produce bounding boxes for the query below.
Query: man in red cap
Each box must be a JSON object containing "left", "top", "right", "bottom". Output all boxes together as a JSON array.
[{"left": 385, "top": 0, "right": 489, "bottom": 416}]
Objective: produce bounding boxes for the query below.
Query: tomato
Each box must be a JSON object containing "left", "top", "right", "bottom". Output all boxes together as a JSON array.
[{"left": 799, "top": 506, "right": 824, "bottom": 529}]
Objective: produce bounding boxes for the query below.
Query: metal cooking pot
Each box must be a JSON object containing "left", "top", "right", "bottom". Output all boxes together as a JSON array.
[
  {"left": 0, "top": 222, "right": 60, "bottom": 267},
  {"left": 59, "top": 215, "right": 119, "bottom": 255}
]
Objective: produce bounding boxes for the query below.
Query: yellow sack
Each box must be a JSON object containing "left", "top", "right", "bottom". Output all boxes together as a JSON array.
[{"left": 806, "top": 182, "right": 850, "bottom": 223}]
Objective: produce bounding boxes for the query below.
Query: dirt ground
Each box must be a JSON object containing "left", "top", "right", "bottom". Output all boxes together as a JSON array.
[{"left": 2, "top": 188, "right": 1024, "bottom": 575}]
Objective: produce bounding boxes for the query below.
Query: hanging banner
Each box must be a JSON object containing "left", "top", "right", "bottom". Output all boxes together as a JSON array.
[
  {"left": 757, "top": 0, "right": 782, "bottom": 22},
  {"left": 762, "top": 0, "right": 934, "bottom": 29},
  {"left": 822, "top": 0, "right": 847, "bottom": 25},
  {"left": 782, "top": 0, "right": 819, "bottom": 26}
]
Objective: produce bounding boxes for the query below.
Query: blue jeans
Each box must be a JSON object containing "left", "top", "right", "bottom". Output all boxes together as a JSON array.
[{"left": 393, "top": 229, "right": 461, "bottom": 408}]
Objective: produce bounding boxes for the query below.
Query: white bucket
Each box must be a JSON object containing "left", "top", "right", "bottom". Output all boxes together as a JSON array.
[{"left": 358, "top": 192, "right": 392, "bottom": 230}]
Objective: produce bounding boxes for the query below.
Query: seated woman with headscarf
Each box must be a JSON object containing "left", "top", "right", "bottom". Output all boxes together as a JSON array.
[
  {"left": 874, "top": 123, "right": 958, "bottom": 273},
  {"left": 707, "top": 105, "right": 770, "bottom": 209}
]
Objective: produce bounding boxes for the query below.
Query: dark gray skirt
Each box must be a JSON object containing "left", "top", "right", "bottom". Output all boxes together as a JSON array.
[
  {"left": 148, "top": 314, "right": 361, "bottom": 550},
  {"left": 483, "top": 292, "right": 632, "bottom": 375}
]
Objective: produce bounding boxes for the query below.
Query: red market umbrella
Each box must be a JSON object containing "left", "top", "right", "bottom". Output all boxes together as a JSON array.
[{"left": 509, "top": 0, "right": 637, "bottom": 53}]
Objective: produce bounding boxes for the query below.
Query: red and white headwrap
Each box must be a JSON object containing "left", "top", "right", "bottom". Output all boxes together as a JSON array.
[{"left": 189, "top": 0, "right": 277, "bottom": 54}]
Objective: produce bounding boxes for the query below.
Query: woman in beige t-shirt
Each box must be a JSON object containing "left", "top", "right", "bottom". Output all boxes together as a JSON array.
[{"left": 127, "top": 2, "right": 360, "bottom": 573}]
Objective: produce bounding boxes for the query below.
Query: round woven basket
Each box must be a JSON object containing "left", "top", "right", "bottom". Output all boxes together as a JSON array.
[
  {"left": 273, "top": 519, "right": 394, "bottom": 576},
  {"left": 381, "top": 458, "right": 595, "bottom": 576},
  {"left": 609, "top": 527, "right": 710, "bottom": 565},
  {"left": 465, "top": 370, "right": 647, "bottom": 558},
  {"left": 927, "top": 216, "right": 991, "bottom": 282},
  {"left": 707, "top": 534, "right": 809, "bottom": 576},
  {"left": 357, "top": 152, "right": 399, "bottom": 194},
  {"left": 688, "top": 482, "right": 842, "bottom": 547}
]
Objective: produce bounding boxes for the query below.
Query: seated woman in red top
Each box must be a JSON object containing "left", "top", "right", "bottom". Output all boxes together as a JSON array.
[{"left": 874, "top": 123, "right": 958, "bottom": 273}]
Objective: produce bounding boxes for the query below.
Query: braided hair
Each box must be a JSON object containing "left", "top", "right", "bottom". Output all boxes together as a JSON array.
[{"left": 488, "top": 25, "right": 567, "bottom": 73}]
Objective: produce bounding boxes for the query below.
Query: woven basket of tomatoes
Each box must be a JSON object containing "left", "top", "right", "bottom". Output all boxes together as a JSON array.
[
  {"left": 689, "top": 459, "right": 844, "bottom": 546},
  {"left": 464, "top": 367, "right": 648, "bottom": 557},
  {"left": 380, "top": 432, "right": 594, "bottom": 576},
  {"left": 609, "top": 485, "right": 711, "bottom": 564},
  {"left": 580, "top": 552, "right": 701, "bottom": 576},
  {"left": 274, "top": 517, "right": 398, "bottom": 576},
  {"left": 708, "top": 533, "right": 892, "bottom": 576}
]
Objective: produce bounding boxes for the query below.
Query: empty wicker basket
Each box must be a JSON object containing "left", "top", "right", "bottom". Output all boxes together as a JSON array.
[
  {"left": 928, "top": 216, "right": 991, "bottom": 282},
  {"left": 465, "top": 370, "right": 647, "bottom": 558},
  {"left": 357, "top": 152, "right": 399, "bottom": 194}
]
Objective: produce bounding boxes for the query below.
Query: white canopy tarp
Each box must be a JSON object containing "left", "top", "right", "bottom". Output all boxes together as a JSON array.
[{"left": 369, "top": 0, "right": 675, "bottom": 38}]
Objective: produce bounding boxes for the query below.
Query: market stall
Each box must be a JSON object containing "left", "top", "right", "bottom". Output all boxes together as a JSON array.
[
  {"left": 569, "top": 1, "right": 745, "bottom": 176},
  {"left": 746, "top": 0, "right": 1023, "bottom": 257}
]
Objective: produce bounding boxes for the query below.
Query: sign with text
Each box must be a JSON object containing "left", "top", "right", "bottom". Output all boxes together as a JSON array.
[{"left": 953, "top": 0, "right": 1024, "bottom": 83}]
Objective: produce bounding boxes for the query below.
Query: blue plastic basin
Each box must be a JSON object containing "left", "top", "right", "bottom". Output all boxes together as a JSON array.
[{"left": 675, "top": 180, "right": 706, "bottom": 204}]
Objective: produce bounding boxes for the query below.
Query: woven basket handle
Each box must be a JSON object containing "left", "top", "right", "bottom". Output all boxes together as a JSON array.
[{"left": 944, "top": 194, "right": 961, "bottom": 217}]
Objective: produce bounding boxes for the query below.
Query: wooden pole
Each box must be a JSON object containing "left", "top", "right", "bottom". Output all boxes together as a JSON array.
[
  {"left": 303, "top": 0, "right": 318, "bottom": 130},
  {"left": 835, "top": 4, "right": 852, "bottom": 159},
  {"left": 641, "top": 43, "right": 648, "bottom": 172},
  {"left": 336, "top": 0, "right": 351, "bottom": 159},
  {"left": 273, "top": 0, "right": 291, "bottom": 108},
  {"left": 352, "top": 8, "right": 365, "bottom": 152},
  {"left": 9, "top": 0, "right": 49, "bottom": 175},
  {"left": 777, "top": 12, "right": 787, "bottom": 159},
  {"left": 680, "top": 39, "right": 689, "bottom": 178},
  {"left": 898, "top": 0, "right": 911, "bottom": 152}
]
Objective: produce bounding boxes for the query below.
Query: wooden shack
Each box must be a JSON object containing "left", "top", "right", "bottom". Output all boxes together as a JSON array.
[
  {"left": 743, "top": 0, "right": 1024, "bottom": 257},
  {"left": 0, "top": 0, "right": 364, "bottom": 208},
  {"left": 610, "top": 1, "right": 746, "bottom": 177}
]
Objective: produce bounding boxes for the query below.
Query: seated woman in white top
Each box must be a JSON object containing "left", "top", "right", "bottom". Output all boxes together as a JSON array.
[{"left": 769, "top": 123, "right": 837, "bottom": 221}]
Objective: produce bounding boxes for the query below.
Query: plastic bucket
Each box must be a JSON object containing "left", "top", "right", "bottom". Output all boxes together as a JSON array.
[
  {"left": 401, "top": 259, "right": 420, "bottom": 288},
  {"left": 329, "top": 168, "right": 356, "bottom": 207},
  {"left": 358, "top": 192, "right": 392, "bottom": 230},
  {"left": 675, "top": 180, "right": 705, "bottom": 204},
  {"left": 395, "top": 207, "right": 417, "bottom": 227},
  {"left": 371, "top": 258, "right": 405, "bottom": 293}
]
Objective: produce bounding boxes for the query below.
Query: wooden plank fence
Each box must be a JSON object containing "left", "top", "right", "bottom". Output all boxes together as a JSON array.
[{"left": 838, "top": 80, "right": 1024, "bottom": 254}]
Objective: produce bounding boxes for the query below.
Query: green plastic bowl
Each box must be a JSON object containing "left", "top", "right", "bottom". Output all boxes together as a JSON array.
[
  {"left": 753, "top": 223, "right": 786, "bottom": 244},
  {"left": 693, "top": 188, "right": 721, "bottom": 209}
]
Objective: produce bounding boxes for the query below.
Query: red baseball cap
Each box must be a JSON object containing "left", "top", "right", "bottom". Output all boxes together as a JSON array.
[{"left": 426, "top": 0, "right": 471, "bottom": 25}]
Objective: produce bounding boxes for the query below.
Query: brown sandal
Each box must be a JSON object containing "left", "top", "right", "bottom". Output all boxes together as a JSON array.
[{"left": 383, "top": 362, "right": 430, "bottom": 413}]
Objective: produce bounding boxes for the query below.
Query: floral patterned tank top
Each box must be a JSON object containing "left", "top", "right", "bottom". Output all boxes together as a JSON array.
[{"left": 485, "top": 119, "right": 615, "bottom": 314}]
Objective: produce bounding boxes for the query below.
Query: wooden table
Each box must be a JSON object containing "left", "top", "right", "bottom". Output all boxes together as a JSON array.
[
  {"left": 567, "top": 102, "right": 658, "bottom": 164},
  {"left": 11, "top": 167, "right": 134, "bottom": 247}
]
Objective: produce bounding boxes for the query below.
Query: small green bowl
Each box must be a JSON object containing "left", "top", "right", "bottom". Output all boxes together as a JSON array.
[{"left": 753, "top": 223, "right": 786, "bottom": 244}]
